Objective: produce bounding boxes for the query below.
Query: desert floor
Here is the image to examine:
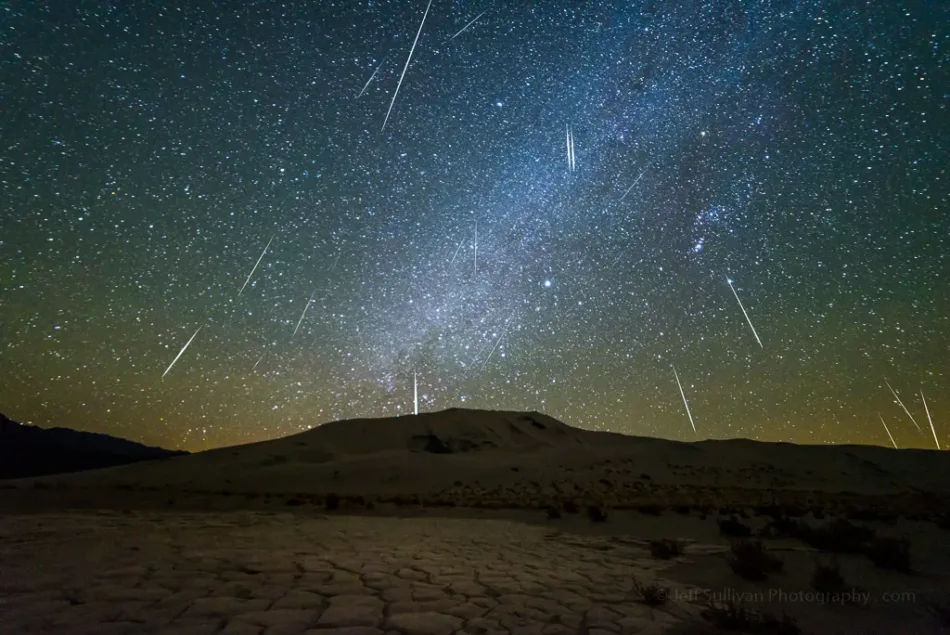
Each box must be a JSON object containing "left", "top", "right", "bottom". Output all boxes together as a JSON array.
[{"left": 2, "top": 504, "right": 949, "bottom": 635}]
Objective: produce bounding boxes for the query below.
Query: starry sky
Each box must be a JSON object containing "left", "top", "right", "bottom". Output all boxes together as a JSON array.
[{"left": 1, "top": 0, "right": 947, "bottom": 451}]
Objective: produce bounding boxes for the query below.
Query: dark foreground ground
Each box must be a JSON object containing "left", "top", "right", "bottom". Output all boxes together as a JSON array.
[{"left": 2, "top": 488, "right": 950, "bottom": 635}]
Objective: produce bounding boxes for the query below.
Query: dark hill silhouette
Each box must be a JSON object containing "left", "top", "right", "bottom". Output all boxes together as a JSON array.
[{"left": 0, "top": 413, "right": 186, "bottom": 479}]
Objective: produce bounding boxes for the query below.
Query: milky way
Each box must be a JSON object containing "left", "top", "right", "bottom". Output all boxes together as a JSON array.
[{"left": 1, "top": 1, "right": 947, "bottom": 450}]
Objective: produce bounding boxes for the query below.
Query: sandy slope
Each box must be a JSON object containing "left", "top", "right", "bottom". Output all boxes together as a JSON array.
[{"left": 17, "top": 409, "right": 950, "bottom": 515}]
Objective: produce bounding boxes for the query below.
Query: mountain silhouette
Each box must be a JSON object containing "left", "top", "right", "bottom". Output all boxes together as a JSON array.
[{"left": 0, "top": 413, "right": 186, "bottom": 479}]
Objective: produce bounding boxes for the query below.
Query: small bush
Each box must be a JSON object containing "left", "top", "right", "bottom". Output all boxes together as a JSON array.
[
  {"left": 847, "top": 508, "right": 886, "bottom": 522},
  {"left": 928, "top": 600, "right": 950, "bottom": 627},
  {"left": 799, "top": 518, "right": 875, "bottom": 553},
  {"left": 562, "top": 500, "right": 579, "bottom": 514},
  {"left": 865, "top": 537, "right": 911, "bottom": 572},
  {"left": 546, "top": 506, "right": 562, "bottom": 520},
  {"left": 587, "top": 505, "right": 608, "bottom": 523},
  {"left": 702, "top": 601, "right": 800, "bottom": 634},
  {"left": 729, "top": 540, "right": 784, "bottom": 581},
  {"left": 767, "top": 515, "right": 804, "bottom": 538},
  {"left": 782, "top": 505, "right": 807, "bottom": 518},
  {"left": 285, "top": 498, "right": 304, "bottom": 507},
  {"left": 811, "top": 559, "right": 847, "bottom": 593},
  {"left": 325, "top": 493, "right": 340, "bottom": 510},
  {"left": 719, "top": 517, "right": 753, "bottom": 538},
  {"left": 633, "top": 580, "right": 669, "bottom": 606},
  {"left": 638, "top": 504, "right": 664, "bottom": 516},
  {"left": 673, "top": 504, "right": 691, "bottom": 515},
  {"left": 649, "top": 539, "right": 686, "bottom": 560}
]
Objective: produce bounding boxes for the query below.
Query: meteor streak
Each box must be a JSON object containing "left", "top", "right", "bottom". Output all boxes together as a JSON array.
[
  {"left": 162, "top": 326, "right": 203, "bottom": 378},
  {"left": 878, "top": 413, "right": 897, "bottom": 449},
  {"left": 450, "top": 8, "right": 488, "bottom": 40},
  {"left": 672, "top": 364, "right": 697, "bottom": 435},
  {"left": 239, "top": 234, "right": 276, "bottom": 296},
  {"left": 473, "top": 220, "right": 478, "bottom": 277},
  {"left": 618, "top": 169, "right": 645, "bottom": 203},
  {"left": 566, "top": 124, "right": 576, "bottom": 172},
  {"left": 921, "top": 391, "right": 940, "bottom": 450},
  {"left": 885, "top": 379, "right": 921, "bottom": 431},
  {"left": 382, "top": 0, "right": 433, "bottom": 132},
  {"left": 450, "top": 237, "right": 465, "bottom": 264},
  {"left": 293, "top": 291, "right": 316, "bottom": 337},
  {"left": 726, "top": 277, "right": 763, "bottom": 348},
  {"left": 481, "top": 311, "right": 514, "bottom": 369},
  {"left": 357, "top": 58, "right": 385, "bottom": 98}
]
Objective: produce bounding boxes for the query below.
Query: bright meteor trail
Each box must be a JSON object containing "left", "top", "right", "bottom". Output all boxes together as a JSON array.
[
  {"left": 450, "top": 8, "right": 488, "bottom": 40},
  {"left": 885, "top": 379, "right": 921, "bottom": 431},
  {"left": 381, "top": 0, "right": 432, "bottom": 132},
  {"left": 238, "top": 234, "right": 275, "bottom": 296},
  {"left": 162, "top": 326, "right": 203, "bottom": 378},
  {"left": 671, "top": 364, "right": 697, "bottom": 435},
  {"left": 727, "top": 277, "right": 763, "bottom": 348}
]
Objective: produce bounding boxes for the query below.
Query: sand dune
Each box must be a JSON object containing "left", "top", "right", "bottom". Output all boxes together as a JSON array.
[{"left": 14, "top": 408, "right": 949, "bottom": 516}]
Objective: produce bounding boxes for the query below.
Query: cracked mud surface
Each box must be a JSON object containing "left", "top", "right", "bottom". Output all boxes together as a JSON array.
[{"left": 0, "top": 511, "right": 698, "bottom": 635}]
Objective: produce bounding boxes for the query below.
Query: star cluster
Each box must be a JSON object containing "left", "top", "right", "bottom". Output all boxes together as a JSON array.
[{"left": 1, "top": 1, "right": 947, "bottom": 451}]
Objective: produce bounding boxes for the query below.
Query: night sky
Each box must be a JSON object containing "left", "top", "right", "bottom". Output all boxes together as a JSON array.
[{"left": 1, "top": 1, "right": 947, "bottom": 451}]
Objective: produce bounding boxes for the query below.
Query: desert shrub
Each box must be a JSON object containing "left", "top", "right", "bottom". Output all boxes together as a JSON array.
[
  {"left": 673, "top": 504, "right": 691, "bottom": 515},
  {"left": 782, "top": 505, "right": 807, "bottom": 518},
  {"left": 729, "top": 540, "right": 784, "bottom": 581},
  {"left": 928, "top": 600, "right": 950, "bottom": 626},
  {"left": 865, "top": 537, "right": 911, "bottom": 572},
  {"left": 810, "top": 559, "right": 847, "bottom": 593},
  {"left": 562, "top": 500, "right": 579, "bottom": 514},
  {"left": 757, "top": 525, "right": 778, "bottom": 539},
  {"left": 640, "top": 473, "right": 652, "bottom": 480},
  {"left": 325, "top": 493, "right": 340, "bottom": 510},
  {"left": 718, "top": 517, "right": 753, "bottom": 538},
  {"left": 767, "top": 515, "right": 804, "bottom": 538},
  {"left": 285, "top": 498, "right": 304, "bottom": 507},
  {"left": 260, "top": 454, "right": 288, "bottom": 467},
  {"left": 638, "top": 504, "right": 664, "bottom": 516},
  {"left": 587, "top": 505, "right": 608, "bottom": 523},
  {"left": 756, "top": 504, "right": 784, "bottom": 519},
  {"left": 935, "top": 516, "right": 950, "bottom": 532},
  {"left": 633, "top": 580, "right": 669, "bottom": 606},
  {"left": 847, "top": 508, "right": 887, "bottom": 522},
  {"left": 702, "top": 601, "right": 800, "bottom": 634},
  {"left": 546, "top": 506, "right": 562, "bottom": 520},
  {"left": 649, "top": 539, "right": 686, "bottom": 560},
  {"left": 798, "top": 518, "right": 875, "bottom": 553},
  {"left": 721, "top": 506, "right": 749, "bottom": 519}
]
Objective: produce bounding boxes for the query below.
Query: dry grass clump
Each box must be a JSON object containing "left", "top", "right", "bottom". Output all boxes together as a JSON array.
[
  {"left": 729, "top": 540, "right": 784, "bottom": 581},
  {"left": 649, "top": 538, "right": 686, "bottom": 560}
]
